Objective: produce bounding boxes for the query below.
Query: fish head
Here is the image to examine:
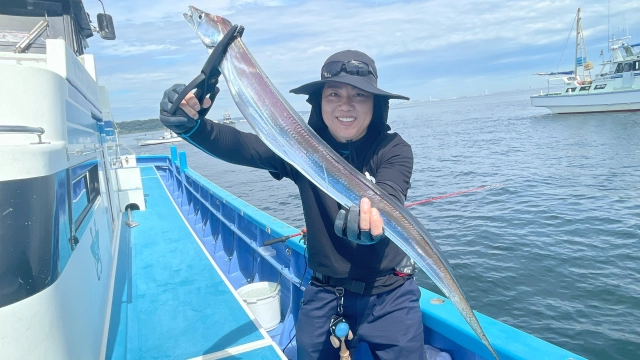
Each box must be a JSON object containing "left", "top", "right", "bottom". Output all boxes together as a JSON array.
[{"left": 183, "top": 6, "right": 232, "bottom": 48}]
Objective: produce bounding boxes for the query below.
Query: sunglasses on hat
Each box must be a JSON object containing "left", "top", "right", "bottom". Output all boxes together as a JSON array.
[{"left": 321, "top": 60, "right": 378, "bottom": 80}]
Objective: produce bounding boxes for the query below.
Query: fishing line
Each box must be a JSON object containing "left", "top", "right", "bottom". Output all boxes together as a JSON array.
[{"left": 404, "top": 183, "right": 504, "bottom": 208}]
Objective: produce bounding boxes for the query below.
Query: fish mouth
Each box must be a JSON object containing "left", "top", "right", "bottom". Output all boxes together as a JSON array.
[
  {"left": 184, "top": 6, "right": 201, "bottom": 29},
  {"left": 183, "top": 12, "right": 194, "bottom": 28}
]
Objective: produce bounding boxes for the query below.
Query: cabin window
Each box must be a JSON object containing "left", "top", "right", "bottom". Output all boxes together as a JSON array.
[
  {"left": 0, "top": 171, "right": 66, "bottom": 308},
  {"left": 0, "top": 2, "right": 90, "bottom": 56},
  {"left": 69, "top": 162, "right": 100, "bottom": 232},
  {"left": 594, "top": 84, "right": 607, "bottom": 90},
  {"left": 633, "top": 61, "right": 640, "bottom": 71},
  {"left": 614, "top": 63, "right": 624, "bottom": 73},
  {"left": 624, "top": 47, "right": 635, "bottom": 57},
  {"left": 579, "top": 86, "right": 591, "bottom": 91},
  {"left": 71, "top": 175, "right": 89, "bottom": 223},
  {"left": 623, "top": 63, "right": 632, "bottom": 72},
  {"left": 565, "top": 87, "right": 577, "bottom": 93}
]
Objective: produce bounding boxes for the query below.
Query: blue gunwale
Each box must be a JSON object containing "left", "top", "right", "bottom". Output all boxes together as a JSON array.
[{"left": 127, "top": 152, "right": 587, "bottom": 360}]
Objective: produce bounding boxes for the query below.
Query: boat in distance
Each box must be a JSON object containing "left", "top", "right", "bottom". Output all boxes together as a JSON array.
[
  {"left": 0, "top": 1, "right": 587, "bottom": 358},
  {"left": 221, "top": 110, "right": 237, "bottom": 127},
  {"left": 531, "top": 8, "right": 640, "bottom": 114},
  {"left": 135, "top": 129, "right": 183, "bottom": 146}
]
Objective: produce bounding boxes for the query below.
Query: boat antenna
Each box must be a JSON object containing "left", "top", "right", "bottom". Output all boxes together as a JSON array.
[{"left": 608, "top": 0, "right": 610, "bottom": 52}]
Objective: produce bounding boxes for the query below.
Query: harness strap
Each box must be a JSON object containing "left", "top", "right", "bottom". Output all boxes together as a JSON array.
[{"left": 312, "top": 271, "right": 369, "bottom": 294}]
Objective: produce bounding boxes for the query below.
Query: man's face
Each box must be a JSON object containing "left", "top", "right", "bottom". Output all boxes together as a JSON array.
[{"left": 321, "top": 82, "right": 374, "bottom": 143}]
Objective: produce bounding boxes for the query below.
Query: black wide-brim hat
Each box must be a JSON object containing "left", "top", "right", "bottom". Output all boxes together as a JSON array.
[{"left": 290, "top": 50, "right": 409, "bottom": 101}]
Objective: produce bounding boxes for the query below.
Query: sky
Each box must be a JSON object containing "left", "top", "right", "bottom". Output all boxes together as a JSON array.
[{"left": 81, "top": 0, "right": 640, "bottom": 122}]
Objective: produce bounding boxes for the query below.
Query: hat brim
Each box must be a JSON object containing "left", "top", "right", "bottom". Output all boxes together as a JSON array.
[{"left": 290, "top": 75, "right": 409, "bottom": 101}]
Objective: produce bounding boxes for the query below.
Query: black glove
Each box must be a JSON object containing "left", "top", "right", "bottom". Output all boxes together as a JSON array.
[
  {"left": 334, "top": 205, "right": 385, "bottom": 245},
  {"left": 159, "top": 84, "right": 219, "bottom": 134}
]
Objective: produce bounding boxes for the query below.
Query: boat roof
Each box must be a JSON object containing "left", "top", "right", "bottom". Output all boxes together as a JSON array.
[
  {"left": 0, "top": 0, "right": 92, "bottom": 39},
  {"left": 0, "top": 0, "right": 95, "bottom": 55}
]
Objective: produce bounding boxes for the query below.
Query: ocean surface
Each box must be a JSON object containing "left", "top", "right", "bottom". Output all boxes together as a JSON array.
[{"left": 121, "top": 91, "right": 640, "bottom": 360}]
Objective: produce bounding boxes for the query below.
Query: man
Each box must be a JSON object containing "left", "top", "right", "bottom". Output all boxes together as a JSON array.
[{"left": 160, "top": 50, "right": 424, "bottom": 360}]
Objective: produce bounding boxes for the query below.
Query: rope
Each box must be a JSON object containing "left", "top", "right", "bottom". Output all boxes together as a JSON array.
[{"left": 556, "top": 11, "right": 579, "bottom": 73}]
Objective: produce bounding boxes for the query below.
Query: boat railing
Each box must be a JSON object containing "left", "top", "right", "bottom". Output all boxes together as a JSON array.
[
  {"left": 536, "top": 77, "right": 566, "bottom": 96},
  {"left": 14, "top": 20, "right": 49, "bottom": 53},
  {"left": 0, "top": 125, "right": 48, "bottom": 144},
  {"left": 109, "top": 142, "right": 137, "bottom": 168},
  {"left": 539, "top": 75, "right": 595, "bottom": 96}
]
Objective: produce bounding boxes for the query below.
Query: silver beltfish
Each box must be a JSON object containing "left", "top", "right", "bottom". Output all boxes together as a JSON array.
[{"left": 184, "top": 6, "right": 499, "bottom": 359}]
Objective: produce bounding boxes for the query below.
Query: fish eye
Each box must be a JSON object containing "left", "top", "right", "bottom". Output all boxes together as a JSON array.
[{"left": 197, "top": 13, "right": 203, "bottom": 20}]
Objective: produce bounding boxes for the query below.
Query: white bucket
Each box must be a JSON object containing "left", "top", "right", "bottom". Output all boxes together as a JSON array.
[{"left": 237, "top": 282, "right": 281, "bottom": 331}]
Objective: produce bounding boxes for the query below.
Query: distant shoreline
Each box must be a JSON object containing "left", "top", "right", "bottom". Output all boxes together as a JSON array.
[
  {"left": 115, "top": 113, "right": 311, "bottom": 134},
  {"left": 115, "top": 118, "right": 165, "bottom": 135}
]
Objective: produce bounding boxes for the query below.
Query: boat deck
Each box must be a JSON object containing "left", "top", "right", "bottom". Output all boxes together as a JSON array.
[{"left": 106, "top": 166, "right": 283, "bottom": 360}]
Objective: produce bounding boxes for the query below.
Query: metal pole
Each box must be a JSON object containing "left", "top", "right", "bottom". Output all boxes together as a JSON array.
[
  {"left": 125, "top": 207, "right": 139, "bottom": 228},
  {"left": 575, "top": 8, "right": 580, "bottom": 78}
]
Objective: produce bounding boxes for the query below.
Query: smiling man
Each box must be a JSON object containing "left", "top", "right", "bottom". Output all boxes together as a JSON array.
[
  {"left": 160, "top": 50, "right": 423, "bottom": 359},
  {"left": 320, "top": 82, "right": 374, "bottom": 142}
]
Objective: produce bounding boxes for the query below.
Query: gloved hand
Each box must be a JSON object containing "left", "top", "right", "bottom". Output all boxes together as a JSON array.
[
  {"left": 334, "top": 198, "right": 385, "bottom": 245},
  {"left": 159, "top": 84, "right": 216, "bottom": 134}
]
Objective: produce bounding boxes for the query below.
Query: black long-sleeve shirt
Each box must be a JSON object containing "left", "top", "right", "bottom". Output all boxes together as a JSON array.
[{"left": 184, "top": 118, "right": 413, "bottom": 292}]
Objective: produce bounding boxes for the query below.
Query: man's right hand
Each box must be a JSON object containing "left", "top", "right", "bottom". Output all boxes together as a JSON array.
[
  {"left": 334, "top": 198, "right": 385, "bottom": 245},
  {"left": 159, "top": 84, "right": 214, "bottom": 134}
]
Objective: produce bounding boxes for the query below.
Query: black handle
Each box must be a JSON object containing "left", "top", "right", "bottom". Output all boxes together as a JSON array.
[
  {"left": 169, "top": 73, "right": 213, "bottom": 121},
  {"left": 262, "top": 230, "right": 305, "bottom": 246},
  {"left": 263, "top": 235, "right": 292, "bottom": 246},
  {"left": 167, "top": 24, "right": 244, "bottom": 120}
]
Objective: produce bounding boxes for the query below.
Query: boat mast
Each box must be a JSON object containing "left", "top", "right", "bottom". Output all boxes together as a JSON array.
[{"left": 575, "top": 7, "right": 580, "bottom": 78}]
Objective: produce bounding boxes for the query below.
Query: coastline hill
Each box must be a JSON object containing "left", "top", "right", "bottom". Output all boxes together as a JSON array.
[{"left": 116, "top": 118, "right": 165, "bottom": 135}]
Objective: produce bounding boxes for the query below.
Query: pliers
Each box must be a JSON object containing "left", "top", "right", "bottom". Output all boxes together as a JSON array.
[{"left": 168, "top": 24, "right": 244, "bottom": 120}]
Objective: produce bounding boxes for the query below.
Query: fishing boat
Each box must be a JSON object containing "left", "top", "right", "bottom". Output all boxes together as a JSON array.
[
  {"left": 222, "top": 110, "right": 237, "bottom": 127},
  {"left": 531, "top": 8, "right": 640, "bottom": 114},
  {"left": 135, "top": 129, "right": 182, "bottom": 146},
  {"left": 0, "top": 1, "right": 587, "bottom": 359}
]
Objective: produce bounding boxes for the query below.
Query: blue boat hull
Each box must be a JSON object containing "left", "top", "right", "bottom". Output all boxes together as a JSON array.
[{"left": 103, "top": 148, "right": 587, "bottom": 360}]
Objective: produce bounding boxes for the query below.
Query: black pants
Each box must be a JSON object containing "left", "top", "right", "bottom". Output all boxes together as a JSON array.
[{"left": 296, "top": 278, "right": 425, "bottom": 360}]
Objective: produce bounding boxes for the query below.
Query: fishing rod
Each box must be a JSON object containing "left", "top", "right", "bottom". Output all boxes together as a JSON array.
[
  {"left": 262, "top": 228, "right": 306, "bottom": 246},
  {"left": 263, "top": 185, "right": 503, "bottom": 246},
  {"left": 405, "top": 183, "right": 504, "bottom": 208}
]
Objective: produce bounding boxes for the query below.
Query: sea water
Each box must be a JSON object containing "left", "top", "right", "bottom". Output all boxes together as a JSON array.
[{"left": 124, "top": 90, "right": 640, "bottom": 360}]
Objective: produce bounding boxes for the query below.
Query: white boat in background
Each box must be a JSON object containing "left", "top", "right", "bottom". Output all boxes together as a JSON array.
[
  {"left": 531, "top": 8, "right": 640, "bottom": 114},
  {"left": 221, "top": 110, "right": 236, "bottom": 127},
  {"left": 135, "top": 130, "right": 182, "bottom": 146}
]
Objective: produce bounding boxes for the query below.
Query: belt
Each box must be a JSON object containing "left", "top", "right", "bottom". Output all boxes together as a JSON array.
[{"left": 311, "top": 271, "right": 373, "bottom": 294}]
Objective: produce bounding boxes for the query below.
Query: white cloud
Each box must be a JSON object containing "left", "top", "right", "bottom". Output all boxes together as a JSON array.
[
  {"left": 81, "top": 0, "right": 640, "bottom": 121},
  {"left": 99, "top": 43, "right": 179, "bottom": 56}
]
